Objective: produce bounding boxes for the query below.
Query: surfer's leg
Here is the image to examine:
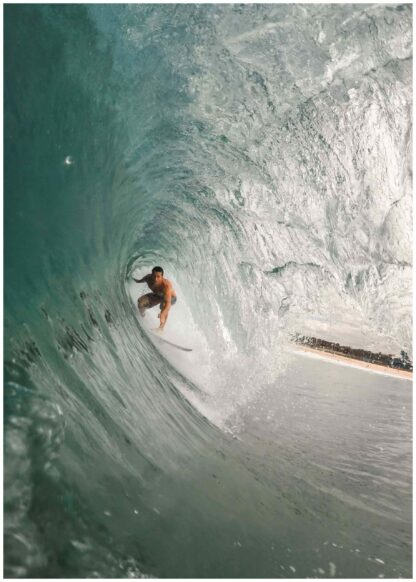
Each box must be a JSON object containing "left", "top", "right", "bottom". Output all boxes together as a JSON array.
[{"left": 138, "top": 293, "right": 162, "bottom": 317}]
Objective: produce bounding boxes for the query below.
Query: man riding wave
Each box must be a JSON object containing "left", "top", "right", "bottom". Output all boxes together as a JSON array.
[{"left": 133, "top": 266, "right": 177, "bottom": 331}]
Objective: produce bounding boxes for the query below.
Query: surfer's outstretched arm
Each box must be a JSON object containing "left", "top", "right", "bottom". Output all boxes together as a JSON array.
[{"left": 133, "top": 274, "right": 149, "bottom": 283}]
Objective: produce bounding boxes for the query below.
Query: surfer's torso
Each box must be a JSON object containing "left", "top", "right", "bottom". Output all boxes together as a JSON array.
[{"left": 145, "top": 275, "right": 176, "bottom": 299}]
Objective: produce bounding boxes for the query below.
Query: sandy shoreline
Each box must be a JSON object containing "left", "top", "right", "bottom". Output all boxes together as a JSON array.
[{"left": 293, "top": 345, "right": 413, "bottom": 380}]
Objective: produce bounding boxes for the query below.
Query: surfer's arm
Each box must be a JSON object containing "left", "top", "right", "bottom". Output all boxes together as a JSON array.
[
  {"left": 159, "top": 290, "right": 172, "bottom": 330},
  {"left": 133, "top": 274, "right": 149, "bottom": 283}
]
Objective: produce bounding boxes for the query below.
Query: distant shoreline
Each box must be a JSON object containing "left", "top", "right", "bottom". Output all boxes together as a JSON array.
[{"left": 293, "top": 336, "right": 413, "bottom": 380}]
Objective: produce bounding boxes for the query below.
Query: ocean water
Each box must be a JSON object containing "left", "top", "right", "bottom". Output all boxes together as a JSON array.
[{"left": 4, "top": 4, "right": 412, "bottom": 578}]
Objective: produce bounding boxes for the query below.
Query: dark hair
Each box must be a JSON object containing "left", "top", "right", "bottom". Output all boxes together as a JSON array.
[{"left": 152, "top": 266, "right": 164, "bottom": 276}]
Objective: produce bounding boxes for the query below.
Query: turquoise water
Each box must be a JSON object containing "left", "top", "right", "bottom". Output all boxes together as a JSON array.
[{"left": 4, "top": 4, "right": 412, "bottom": 578}]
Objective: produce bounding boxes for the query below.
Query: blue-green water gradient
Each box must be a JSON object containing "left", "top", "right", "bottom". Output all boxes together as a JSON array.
[{"left": 5, "top": 4, "right": 412, "bottom": 578}]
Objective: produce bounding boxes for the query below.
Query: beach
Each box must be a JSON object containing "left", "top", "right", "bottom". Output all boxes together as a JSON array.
[{"left": 293, "top": 344, "right": 413, "bottom": 380}]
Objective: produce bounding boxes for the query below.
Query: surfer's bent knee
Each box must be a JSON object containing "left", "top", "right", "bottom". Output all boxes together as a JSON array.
[{"left": 138, "top": 296, "right": 150, "bottom": 308}]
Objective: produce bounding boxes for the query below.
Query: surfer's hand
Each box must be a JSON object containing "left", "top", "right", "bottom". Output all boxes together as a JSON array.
[{"left": 152, "top": 327, "right": 163, "bottom": 333}]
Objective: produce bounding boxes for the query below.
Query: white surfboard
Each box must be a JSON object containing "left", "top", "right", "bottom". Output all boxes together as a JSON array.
[{"left": 151, "top": 332, "right": 192, "bottom": 352}]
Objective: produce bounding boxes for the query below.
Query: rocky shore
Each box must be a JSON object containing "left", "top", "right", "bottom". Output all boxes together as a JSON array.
[{"left": 294, "top": 335, "right": 412, "bottom": 373}]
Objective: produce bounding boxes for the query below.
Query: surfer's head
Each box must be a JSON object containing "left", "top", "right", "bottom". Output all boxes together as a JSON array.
[{"left": 152, "top": 266, "right": 164, "bottom": 283}]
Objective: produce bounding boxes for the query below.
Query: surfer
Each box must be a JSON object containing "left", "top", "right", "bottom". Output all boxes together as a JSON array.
[{"left": 133, "top": 266, "right": 177, "bottom": 331}]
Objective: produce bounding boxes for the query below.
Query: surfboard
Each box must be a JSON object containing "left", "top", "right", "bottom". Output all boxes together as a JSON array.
[{"left": 151, "top": 332, "right": 192, "bottom": 352}]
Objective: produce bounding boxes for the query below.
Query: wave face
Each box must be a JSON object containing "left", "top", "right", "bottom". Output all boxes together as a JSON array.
[{"left": 5, "top": 4, "right": 412, "bottom": 578}]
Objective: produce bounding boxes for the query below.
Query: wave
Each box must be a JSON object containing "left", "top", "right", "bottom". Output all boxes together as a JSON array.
[{"left": 4, "top": 4, "right": 412, "bottom": 578}]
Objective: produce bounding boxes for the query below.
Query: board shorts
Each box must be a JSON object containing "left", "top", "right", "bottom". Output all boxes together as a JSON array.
[
  {"left": 161, "top": 295, "right": 177, "bottom": 309},
  {"left": 140, "top": 293, "right": 177, "bottom": 309}
]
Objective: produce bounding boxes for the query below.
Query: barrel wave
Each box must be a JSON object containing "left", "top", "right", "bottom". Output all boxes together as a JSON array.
[{"left": 5, "top": 5, "right": 412, "bottom": 578}]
